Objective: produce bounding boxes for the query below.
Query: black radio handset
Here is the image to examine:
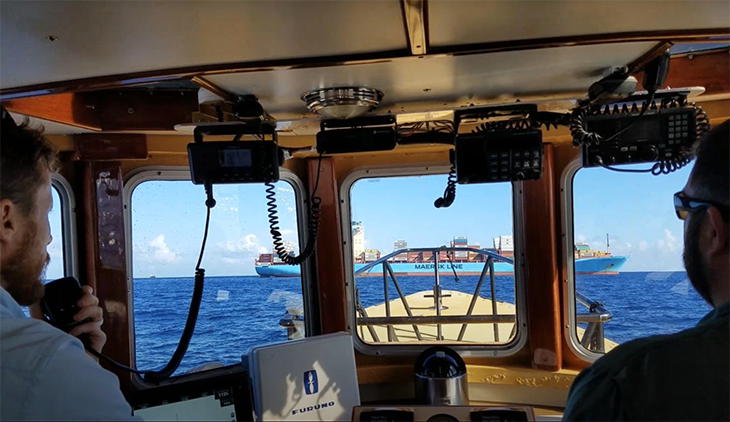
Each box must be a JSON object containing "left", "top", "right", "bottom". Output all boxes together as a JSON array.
[
  {"left": 41, "top": 277, "right": 148, "bottom": 375},
  {"left": 40, "top": 276, "right": 91, "bottom": 334}
]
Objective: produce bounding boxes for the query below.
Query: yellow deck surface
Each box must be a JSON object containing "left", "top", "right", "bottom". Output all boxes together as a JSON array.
[{"left": 359, "top": 290, "right": 617, "bottom": 351}]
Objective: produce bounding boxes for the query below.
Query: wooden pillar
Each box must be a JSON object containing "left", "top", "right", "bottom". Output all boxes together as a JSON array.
[
  {"left": 75, "top": 134, "right": 147, "bottom": 393},
  {"left": 79, "top": 161, "right": 132, "bottom": 390},
  {"left": 308, "top": 157, "right": 348, "bottom": 334},
  {"left": 522, "top": 144, "right": 562, "bottom": 371}
]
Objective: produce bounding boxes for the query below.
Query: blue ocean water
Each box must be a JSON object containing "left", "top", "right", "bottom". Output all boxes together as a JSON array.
[{"left": 132, "top": 271, "right": 710, "bottom": 375}]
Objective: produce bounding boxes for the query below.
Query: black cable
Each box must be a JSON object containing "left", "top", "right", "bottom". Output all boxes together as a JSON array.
[
  {"left": 599, "top": 164, "right": 653, "bottom": 173},
  {"left": 446, "top": 253, "right": 460, "bottom": 282},
  {"left": 79, "top": 188, "right": 214, "bottom": 381},
  {"left": 570, "top": 92, "right": 656, "bottom": 147},
  {"left": 473, "top": 119, "right": 532, "bottom": 133},
  {"left": 434, "top": 161, "right": 456, "bottom": 208},
  {"left": 599, "top": 91, "right": 656, "bottom": 144},
  {"left": 143, "top": 193, "right": 212, "bottom": 382},
  {"left": 84, "top": 346, "right": 146, "bottom": 375},
  {"left": 268, "top": 154, "right": 323, "bottom": 265}
]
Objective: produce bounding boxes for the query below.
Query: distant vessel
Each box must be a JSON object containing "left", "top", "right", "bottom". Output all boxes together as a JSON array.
[
  {"left": 149, "top": 274, "right": 156, "bottom": 279},
  {"left": 256, "top": 233, "right": 627, "bottom": 277}
]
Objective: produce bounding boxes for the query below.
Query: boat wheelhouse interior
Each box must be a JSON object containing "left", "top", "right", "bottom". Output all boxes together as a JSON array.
[{"left": 2, "top": 1, "right": 728, "bottom": 420}]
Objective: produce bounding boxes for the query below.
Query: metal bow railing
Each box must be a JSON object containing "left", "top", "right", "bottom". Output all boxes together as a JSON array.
[
  {"left": 354, "top": 246, "right": 513, "bottom": 343},
  {"left": 353, "top": 246, "right": 612, "bottom": 351}
]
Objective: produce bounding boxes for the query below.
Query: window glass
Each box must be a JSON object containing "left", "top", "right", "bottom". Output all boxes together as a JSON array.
[
  {"left": 571, "top": 163, "right": 709, "bottom": 354},
  {"left": 349, "top": 174, "right": 517, "bottom": 346},
  {"left": 47, "top": 185, "right": 65, "bottom": 280},
  {"left": 131, "top": 180, "right": 302, "bottom": 375}
]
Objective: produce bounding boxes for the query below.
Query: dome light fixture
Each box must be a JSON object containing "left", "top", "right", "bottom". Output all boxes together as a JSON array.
[{"left": 301, "top": 87, "right": 384, "bottom": 120}]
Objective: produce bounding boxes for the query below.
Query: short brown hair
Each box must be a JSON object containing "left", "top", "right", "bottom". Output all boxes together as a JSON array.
[
  {"left": 690, "top": 120, "right": 729, "bottom": 206},
  {"left": 1, "top": 118, "right": 58, "bottom": 214}
]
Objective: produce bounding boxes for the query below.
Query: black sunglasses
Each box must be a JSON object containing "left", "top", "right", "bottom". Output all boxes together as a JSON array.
[{"left": 674, "top": 191, "right": 730, "bottom": 221}]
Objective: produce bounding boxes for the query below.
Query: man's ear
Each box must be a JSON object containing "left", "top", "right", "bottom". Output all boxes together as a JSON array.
[
  {"left": 706, "top": 207, "right": 729, "bottom": 256},
  {"left": 0, "top": 199, "right": 18, "bottom": 247}
]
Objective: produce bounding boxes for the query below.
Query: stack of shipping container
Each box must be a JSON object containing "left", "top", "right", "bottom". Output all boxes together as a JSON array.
[{"left": 452, "top": 237, "right": 468, "bottom": 261}]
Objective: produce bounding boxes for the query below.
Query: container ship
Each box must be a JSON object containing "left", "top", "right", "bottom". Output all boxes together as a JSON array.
[{"left": 255, "top": 228, "right": 627, "bottom": 277}]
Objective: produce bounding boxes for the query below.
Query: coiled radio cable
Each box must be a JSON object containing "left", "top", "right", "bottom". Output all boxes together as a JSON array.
[
  {"left": 434, "top": 160, "right": 457, "bottom": 209},
  {"left": 267, "top": 154, "right": 323, "bottom": 264}
]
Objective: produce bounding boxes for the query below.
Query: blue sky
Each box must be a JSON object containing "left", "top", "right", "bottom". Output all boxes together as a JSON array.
[
  {"left": 130, "top": 181, "right": 300, "bottom": 278},
  {"left": 46, "top": 163, "right": 693, "bottom": 279},
  {"left": 350, "top": 175, "right": 513, "bottom": 252},
  {"left": 46, "top": 187, "right": 65, "bottom": 280},
  {"left": 573, "top": 163, "right": 692, "bottom": 271}
]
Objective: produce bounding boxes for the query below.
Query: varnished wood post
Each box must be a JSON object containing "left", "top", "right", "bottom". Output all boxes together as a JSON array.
[
  {"left": 79, "top": 161, "right": 133, "bottom": 390},
  {"left": 76, "top": 133, "right": 147, "bottom": 393},
  {"left": 522, "top": 144, "right": 562, "bottom": 371},
  {"left": 308, "top": 157, "right": 348, "bottom": 334}
]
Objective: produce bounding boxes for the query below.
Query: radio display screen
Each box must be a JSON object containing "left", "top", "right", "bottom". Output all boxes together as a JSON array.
[{"left": 218, "top": 149, "right": 252, "bottom": 168}]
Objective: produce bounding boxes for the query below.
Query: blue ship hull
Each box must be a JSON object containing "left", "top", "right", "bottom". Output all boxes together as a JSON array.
[{"left": 255, "top": 256, "right": 628, "bottom": 277}]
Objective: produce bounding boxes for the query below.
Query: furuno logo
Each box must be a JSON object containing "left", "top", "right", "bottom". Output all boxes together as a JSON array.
[
  {"left": 291, "top": 401, "right": 335, "bottom": 416},
  {"left": 303, "top": 370, "right": 319, "bottom": 395}
]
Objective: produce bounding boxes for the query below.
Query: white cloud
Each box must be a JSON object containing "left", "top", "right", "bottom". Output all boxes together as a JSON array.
[
  {"left": 656, "top": 229, "right": 679, "bottom": 253},
  {"left": 608, "top": 240, "right": 633, "bottom": 255},
  {"left": 149, "top": 234, "right": 180, "bottom": 263},
  {"left": 576, "top": 234, "right": 587, "bottom": 243},
  {"left": 277, "top": 186, "right": 294, "bottom": 194},
  {"left": 638, "top": 241, "right": 648, "bottom": 251},
  {"left": 217, "top": 233, "right": 267, "bottom": 254},
  {"left": 280, "top": 229, "right": 295, "bottom": 236}
]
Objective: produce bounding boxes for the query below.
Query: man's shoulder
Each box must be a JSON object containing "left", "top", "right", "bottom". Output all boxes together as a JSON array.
[
  {"left": 0, "top": 313, "right": 83, "bottom": 371},
  {"left": 589, "top": 316, "right": 729, "bottom": 377}
]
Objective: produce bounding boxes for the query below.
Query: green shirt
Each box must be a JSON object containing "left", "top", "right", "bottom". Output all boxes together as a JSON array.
[{"left": 563, "top": 302, "right": 729, "bottom": 421}]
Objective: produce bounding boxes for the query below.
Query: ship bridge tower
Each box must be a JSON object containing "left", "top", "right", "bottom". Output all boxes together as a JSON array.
[{"left": 352, "top": 221, "right": 365, "bottom": 260}]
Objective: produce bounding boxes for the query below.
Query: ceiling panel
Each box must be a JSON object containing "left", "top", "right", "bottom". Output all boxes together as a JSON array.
[
  {"left": 0, "top": 0, "right": 407, "bottom": 89},
  {"left": 428, "top": 0, "right": 730, "bottom": 47},
  {"left": 206, "top": 42, "right": 657, "bottom": 115}
]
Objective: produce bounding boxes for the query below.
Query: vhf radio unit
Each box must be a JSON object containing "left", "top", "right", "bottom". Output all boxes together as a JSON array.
[
  {"left": 454, "top": 104, "right": 543, "bottom": 184},
  {"left": 582, "top": 107, "right": 696, "bottom": 168},
  {"left": 187, "top": 123, "right": 283, "bottom": 185}
]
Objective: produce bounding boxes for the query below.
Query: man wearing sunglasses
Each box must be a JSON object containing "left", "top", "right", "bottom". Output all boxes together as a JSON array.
[{"left": 564, "top": 120, "right": 729, "bottom": 421}]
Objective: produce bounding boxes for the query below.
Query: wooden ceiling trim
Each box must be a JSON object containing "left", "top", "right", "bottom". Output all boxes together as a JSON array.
[
  {"left": 632, "top": 48, "right": 729, "bottom": 96},
  {"left": 3, "top": 89, "right": 199, "bottom": 131},
  {"left": 626, "top": 41, "right": 673, "bottom": 74},
  {"left": 3, "top": 92, "right": 101, "bottom": 131},
  {"left": 94, "top": 89, "right": 199, "bottom": 131}
]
